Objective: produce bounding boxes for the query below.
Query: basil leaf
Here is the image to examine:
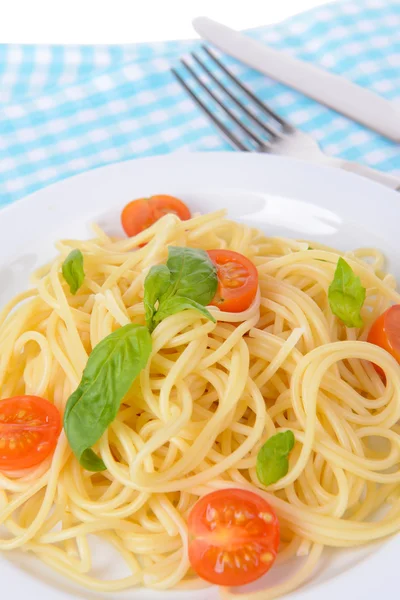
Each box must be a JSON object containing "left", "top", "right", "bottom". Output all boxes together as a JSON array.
[
  {"left": 256, "top": 430, "right": 295, "bottom": 486},
  {"left": 144, "top": 265, "right": 171, "bottom": 330},
  {"left": 142, "top": 246, "right": 218, "bottom": 331},
  {"left": 328, "top": 257, "right": 366, "bottom": 328},
  {"left": 153, "top": 296, "right": 216, "bottom": 326},
  {"left": 64, "top": 324, "right": 152, "bottom": 471},
  {"left": 62, "top": 249, "right": 85, "bottom": 295},
  {"left": 164, "top": 246, "right": 218, "bottom": 305}
]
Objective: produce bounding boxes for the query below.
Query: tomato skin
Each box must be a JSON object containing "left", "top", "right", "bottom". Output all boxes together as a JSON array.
[
  {"left": 121, "top": 195, "right": 191, "bottom": 237},
  {"left": 207, "top": 249, "right": 259, "bottom": 313},
  {"left": 188, "top": 488, "right": 279, "bottom": 587},
  {"left": 0, "top": 395, "right": 61, "bottom": 471},
  {"left": 368, "top": 305, "right": 400, "bottom": 375},
  {"left": 368, "top": 305, "right": 400, "bottom": 361}
]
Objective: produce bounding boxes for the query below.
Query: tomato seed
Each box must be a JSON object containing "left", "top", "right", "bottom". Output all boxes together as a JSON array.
[
  {"left": 260, "top": 512, "right": 273, "bottom": 523},
  {"left": 206, "top": 506, "right": 217, "bottom": 522},
  {"left": 234, "top": 510, "right": 247, "bottom": 523},
  {"left": 261, "top": 552, "right": 273, "bottom": 563},
  {"left": 224, "top": 508, "right": 234, "bottom": 521},
  {"left": 234, "top": 555, "right": 242, "bottom": 569},
  {"left": 222, "top": 553, "right": 232, "bottom": 567}
]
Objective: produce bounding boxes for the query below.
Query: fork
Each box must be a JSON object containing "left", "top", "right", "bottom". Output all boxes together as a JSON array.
[{"left": 172, "top": 47, "right": 400, "bottom": 192}]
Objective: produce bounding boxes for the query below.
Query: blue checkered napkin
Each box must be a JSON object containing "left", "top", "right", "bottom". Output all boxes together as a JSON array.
[{"left": 0, "top": 0, "right": 399, "bottom": 207}]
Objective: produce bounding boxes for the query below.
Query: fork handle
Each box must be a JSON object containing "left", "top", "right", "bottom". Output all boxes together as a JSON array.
[{"left": 334, "top": 159, "right": 400, "bottom": 191}]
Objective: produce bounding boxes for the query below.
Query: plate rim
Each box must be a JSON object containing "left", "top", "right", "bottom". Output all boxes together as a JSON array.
[{"left": 1, "top": 151, "right": 399, "bottom": 219}]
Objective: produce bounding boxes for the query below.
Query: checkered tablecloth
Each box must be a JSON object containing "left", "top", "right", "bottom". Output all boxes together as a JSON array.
[{"left": 0, "top": 0, "right": 399, "bottom": 207}]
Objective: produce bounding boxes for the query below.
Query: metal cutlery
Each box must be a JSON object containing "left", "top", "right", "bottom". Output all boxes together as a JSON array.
[
  {"left": 192, "top": 16, "right": 400, "bottom": 143},
  {"left": 172, "top": 47, "right": 400, "bottom": 191}
]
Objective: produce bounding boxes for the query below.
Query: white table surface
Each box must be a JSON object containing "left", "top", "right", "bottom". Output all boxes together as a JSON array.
[{"left": 2, "top": 0, "right": 332, "bottom": 44}]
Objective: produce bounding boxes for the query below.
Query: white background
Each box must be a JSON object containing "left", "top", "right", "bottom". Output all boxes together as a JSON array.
[{"left": 1, "top": 0, "right": 332, "bottom": 43}]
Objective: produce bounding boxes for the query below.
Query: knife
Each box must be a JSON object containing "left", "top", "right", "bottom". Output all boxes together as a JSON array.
[{"left": 192, "top": 16, "right": 400, "bottom": 143}]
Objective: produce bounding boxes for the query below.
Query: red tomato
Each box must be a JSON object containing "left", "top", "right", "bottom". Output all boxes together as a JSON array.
[
  {"left": 368, "top": 305, "right": 400, "bottom": 375},
  {"left": 121, "top": 195, "right": 191, "bottom": 237},
  {"left": 207, "top": 249, "right": 259, "bottom": 313},
  {"left": 188, "top": 488, "right": 279, "bottom": 586},
  {"left": 0, "top": 395, "right": 61, "bottom": 471}
]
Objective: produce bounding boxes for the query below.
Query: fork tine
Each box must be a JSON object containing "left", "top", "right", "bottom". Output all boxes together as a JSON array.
[
  {"left": 191, "top": 52, "right": 281, "bottom": 139},
  {"left": 171, "top": 68, "right": 250, "bottom": 152},
  {"left": 203, "top": 46, "right": 292, "bottom": 131},
  {"left": 179, "top": 58, "right": 270, "bottom": 151}
]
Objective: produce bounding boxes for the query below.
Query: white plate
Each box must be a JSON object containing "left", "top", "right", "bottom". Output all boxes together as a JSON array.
[{"left": 0, "top": 152, "right": 399, "bottom": 600}]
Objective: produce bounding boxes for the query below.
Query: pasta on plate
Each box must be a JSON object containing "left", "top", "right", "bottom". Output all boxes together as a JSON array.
[{"left": 1, "top": 199, "right": 400, "bottom": 600}]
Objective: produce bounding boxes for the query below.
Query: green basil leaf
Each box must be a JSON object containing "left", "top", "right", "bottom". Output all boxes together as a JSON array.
[
  {"left": 256, "top": 430, "right": 295, "bottom": 486},
  {"left": 164, "top": 246, "right": 218, "bottom": 306},
  {"left": 64, "top": 323, "right": 152, "bottom": 471},
  {"left": 328, "top": 257, "right": 366, "bottom": 328},
  {"left": 154, "top": 295, "right": 216, "bottom": 326},
  {"left": 62, "top": 249, "right": 85, "bottom": 295},
  {"left": 144, "top": 264, "right": 171, "bottom": 330},
  {"left": 80, "top": 449, "right": 108, "bottom": 471}
]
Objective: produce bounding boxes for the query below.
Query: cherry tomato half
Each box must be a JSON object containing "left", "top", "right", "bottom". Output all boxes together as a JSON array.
[
  {"left": 368, "top": 305, "right": 400, "bottom": 375},
  {"left": 188, "top": 488, "right": 279, "bottom": 586},
  {"left": 0, "top": 395, "right": 61, "bottom": 471},
  {"left": 121, "top": 195, "right": 191, "bottom": 237},
  {"left": 207, "top": 249, "right": 259, "bottom": 313}
]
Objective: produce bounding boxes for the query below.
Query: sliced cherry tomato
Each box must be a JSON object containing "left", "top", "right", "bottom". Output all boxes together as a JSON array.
[
  {"left": 188, "top": 488, "right": 279, "bottom": 586},
  {"left": 0, "top": 395, "right": 61, "bottom": 471},
  {"left": 121, "top": 195, "right": 191, "bottom": 237},
  {"left": 207, "top": 249, "right": 259, "bottom": 313},
  {"left": 368, "top": 305, "right": 400, "bottom": 375}
]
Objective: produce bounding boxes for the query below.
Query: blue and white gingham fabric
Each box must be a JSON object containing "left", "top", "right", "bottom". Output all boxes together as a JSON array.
[{"left": 0, "top": 0, "right": 399, "bottom": 207}]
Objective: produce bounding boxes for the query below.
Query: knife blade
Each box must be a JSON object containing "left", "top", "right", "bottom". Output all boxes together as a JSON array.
[{"left": 192, "top": 16, "right": 400, "bottom": 143}]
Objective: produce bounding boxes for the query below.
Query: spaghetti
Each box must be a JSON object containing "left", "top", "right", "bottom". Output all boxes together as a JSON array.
[{"left": 1, "top": 209, "right": 400, "bottom": 599}]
